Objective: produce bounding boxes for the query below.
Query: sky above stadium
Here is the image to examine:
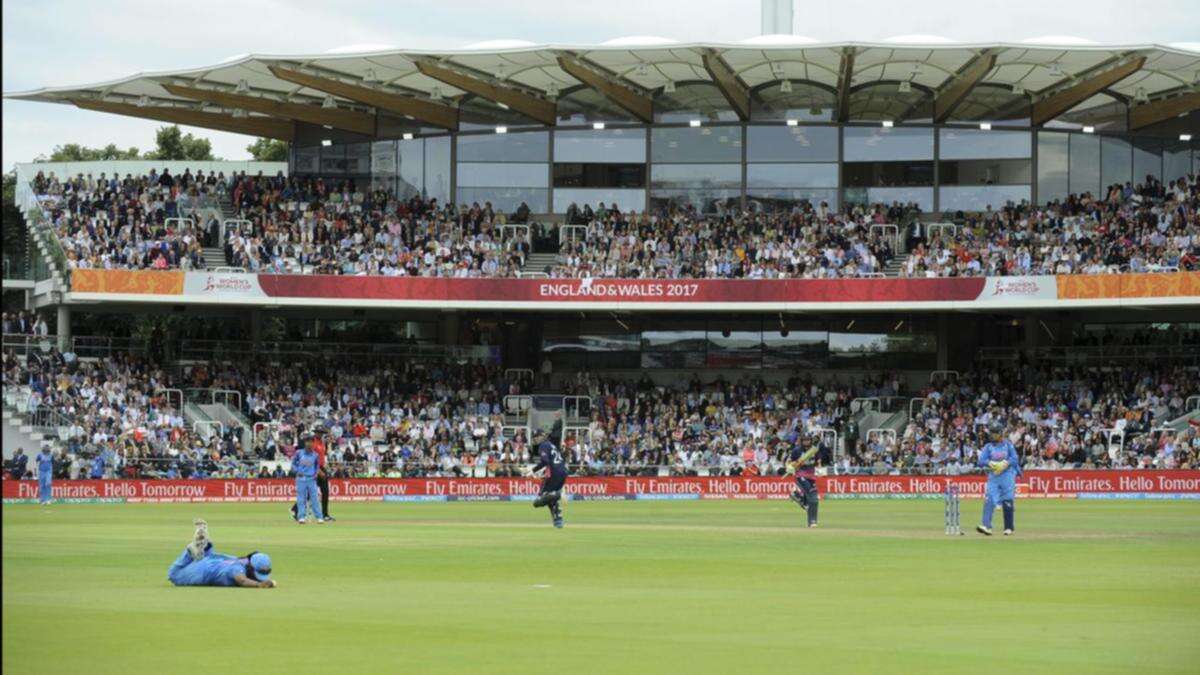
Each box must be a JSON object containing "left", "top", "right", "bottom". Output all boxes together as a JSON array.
[{"left": 3, "top": 0, "right": 1198, "bottom": 171}]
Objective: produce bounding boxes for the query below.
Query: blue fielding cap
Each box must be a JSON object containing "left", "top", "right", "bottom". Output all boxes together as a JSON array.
[{"left": 249, "top": 553, "right": 272, "bottom": 582}]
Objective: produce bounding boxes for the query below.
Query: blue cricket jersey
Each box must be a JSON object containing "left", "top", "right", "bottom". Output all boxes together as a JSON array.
[
  {"left": 293, "top": 449, "right": 320, "bottom": 479},
  {"left": 198, "top": 555, "right": 251, "bottom": 586},
  {"left": 978, "top": 440, "right": 1021, "bottom": 481},
  {"left": 533, "top": 441, "right": 568, "bottom": 478},
  {"left": 36, "top": 452, "right": 54, "bottom": 478}
]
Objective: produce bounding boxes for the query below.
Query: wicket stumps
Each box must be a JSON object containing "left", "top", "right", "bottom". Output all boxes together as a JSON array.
[{"left": 944, "top": 484, "right": 962, "bottom": 535}]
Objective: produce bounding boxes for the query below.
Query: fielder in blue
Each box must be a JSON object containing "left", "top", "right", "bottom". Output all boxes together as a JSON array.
[
  {"left": 976, "top": 426, "right": 1022, "bottom": 536},
  {"left": 167, "top": 519, "right": 276, "bottom": 588},
  {"left": 293, "top": 439, "right": 325, "bottom": 524},
  {"left": 35, "top": 447, "right": 55, "bottom": 505}
]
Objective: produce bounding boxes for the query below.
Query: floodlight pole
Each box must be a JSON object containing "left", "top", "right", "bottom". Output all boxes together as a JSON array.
[{"left": 761, "top": 0, "right": 793, "bottom": 34}]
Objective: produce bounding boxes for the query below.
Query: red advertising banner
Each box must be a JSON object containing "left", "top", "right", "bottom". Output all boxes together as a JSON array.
[
  {"left": 256, "top": 275, "right": 986, "bottom": 304},
  {"left": 5, "top": 471, "right": 1199, "bottom": 503}
]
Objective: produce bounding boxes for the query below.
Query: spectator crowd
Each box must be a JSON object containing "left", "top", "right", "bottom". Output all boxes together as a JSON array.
[
  {"left": 28, "top": 167, "right": 1197, "bottom": 279},
  {"left": 5, "top": 343, "right": 1196, "bottom": 480}
]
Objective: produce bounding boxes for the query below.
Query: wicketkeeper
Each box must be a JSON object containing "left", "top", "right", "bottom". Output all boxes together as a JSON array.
[{"left": 977, "top": 425, "right": 1021, "bottom": 536}]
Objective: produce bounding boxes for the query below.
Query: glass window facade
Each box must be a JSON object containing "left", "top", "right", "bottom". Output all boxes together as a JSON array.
[
  {"left": 844, "top": 187, "right": 934, "bottom": 212},
  {"left": 294, "top": 146, "right": 318, "bottom": 174},
  {"left": 1068, "top": 133, "right": 1101, "bottom": 196},
  {"left": 1132, "top": 138, "right": 1161, "bottom": 186},
  {"left": 746, "top": 163, "right": 839, "bottom": 188},
  {"left": 397, "top": 138, "right": 424, "bottom": 199},
  {"left": 1101, "top": 136, "right": 1132, "bottom": 188},
  {"left": 552, "top": 188, "right": 646, "bottom": 214},
  {"left": 344, "top": 143, "right": 370, "bottom": 176},
  {"left": 843, "top": 127, "right": 933, "bottom": 161},
  {"left": 300, "top": 123, "right": 1196, "bottom": 216},
  {"left": 370, "top": 141, "right": 396, "bottom": 193},
  {"left": 651, "top": 126, "right": 742, "bottom": 163},
  {"left": 939, "top": 185, "right": 1031, "bottom": 213},
  {"left": 453, "top": 131, "right": 548, "bottom": 211},
  {"left": 457, "top": 163, "right": 548, "bottom": 188},
  {"left": 650, "top": 164, "right": 742, "bottom": 189},
  {"left": 746, "top": 125, "right": 838, "bottom": 162},
  {"left": 939, "top": 129, "right": 1031, "bottom": 159},
  {"left": 319, "top": 145, "right": 345, "bottom": 175},
  {"left": 541, "top": 318, "right": 936, "bottom": 370},
  {"left": 553, "top": 128, "right": 646, "bottom": 163},
  {"left": 457, "top": 131, "right": 549, "bottom": 162},
  {"left": 1164, "top": 143, "right": 1192, "bottom": 185},
  {"left": 424, "top": 136, "right": 451, "bottom": 204},
  {"left": 1037, "top": 132, "right": 1069, "bottom": 203}
]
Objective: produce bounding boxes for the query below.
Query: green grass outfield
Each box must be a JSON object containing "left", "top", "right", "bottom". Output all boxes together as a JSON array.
[{"left": 4, "top": 500, "right": 1199, "bottom": 675}]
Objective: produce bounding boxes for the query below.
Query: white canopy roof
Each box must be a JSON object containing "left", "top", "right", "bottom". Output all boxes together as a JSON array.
[{"left": 6, "top": 40, "right": 1197, "bottom": 135}]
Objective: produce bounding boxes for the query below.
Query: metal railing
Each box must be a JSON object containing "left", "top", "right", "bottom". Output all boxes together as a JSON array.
[
  {"left": 174, "top": 339, "right": 501, "bottom": 363},
  {"left": 71, "top": 336, "right": 150, "bottom": 358},
  {"left": 501, "top": 424, "right": 531, "bottom": 443},
  {"left": 2, "top": 333, "right": 54, "bottom": 358},
  {"left": 560, "top": 423, "right": 591, "bottom": 448},
  {"left": 503, "top": 395, "right": 533, "bottom": 418},
  {"left": 813, "top": 427, "right": 838, "bottom": 458},
  {"left": 222, "top": 218, "right": 252, "bottom": 235},
  {"left": 850, "top": 397, "right": 881, "bottom": 414},
  {"left": 562, "top": 395, "right": 592, "bottom": 421},
  {"left": 26, "top": 406, "right": 74, "bottom": 434},
  {"left": 908, "top": 397, "right": 929, "bottom": 420},
  {"left": 505, "top": 368, "right": 535, "bottom": 382},
  {"left": 183, "top": 388, "right": 243, "bottom": 411},
  {"left": 926, "top": 223, "right": 957, "bottom": 240},
  {"left": 870, "top": 223, "right": 902, "bottom": 253},
  {"left": 193, "top": 420, "right": 225, "bottom": 439},
  {"left": 559, "top": 224, "right": 589, "bottom": 248},
  {"left": 978, "top": 345, "right": 1200, "bottom": 364},
  {"left": 929, "top": 370, "right": 960, "bottom": 385},
  {"left": 865, "top": 428, "right": 898, "bottom": 448},
  {"left": 159, "top": 388, "right": 183, "bottom": 412}
]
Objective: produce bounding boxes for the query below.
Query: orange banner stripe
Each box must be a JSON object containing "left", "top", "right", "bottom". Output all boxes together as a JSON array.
[
  {"left": 1057, "top": 272, "right": 1200, "bottom": 299},
  {"left": 71, "top": 269, "right": 184, "bottom": 295}
]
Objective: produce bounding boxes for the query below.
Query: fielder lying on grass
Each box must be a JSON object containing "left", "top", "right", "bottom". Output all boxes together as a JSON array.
[{"left": 167, "top": 519, "right": 276, "bottom": 588}]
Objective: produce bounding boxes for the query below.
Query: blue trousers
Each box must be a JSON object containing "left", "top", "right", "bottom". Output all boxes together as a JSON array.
[
  {"left": 38, "top": 475, "right": 53, "bottom": 504},
  {"left": 981, "top": 475, "right": 1016, "bottom": 529},
  {"left": 296, "top": 477, "right": 324, "bottom": 521},
  {"left": 167, "top": 546, "right": 234, "bottom": 586}
]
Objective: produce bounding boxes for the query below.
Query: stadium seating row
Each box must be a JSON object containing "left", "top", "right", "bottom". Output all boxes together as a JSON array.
[{"left": 29, "top": 168, "right": 1198, "bottom": 279}]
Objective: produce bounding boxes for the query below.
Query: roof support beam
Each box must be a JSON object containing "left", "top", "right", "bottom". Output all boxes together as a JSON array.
[
  {"left": 1031, "top": 57, "right": 1146, "bottom": 125},
  {"left": 71, "top": 99, "right": 295, "bottom": 140},
  {"left": 933, "top": 51, "right": 997, "bottom": 122},
  {"left": 1129, "top": 92, "right": 1200, "bottom": 129},
  {"left": 556, "top": 55, "right": 653, "bottom": 123},
  {"left": 700, "top": 50, "right": 750, "bottom": 120},
  {"left": 162, "top": 83, "right": 376, "bottom": 136},
  {"left": 835, "top": 48, "right": 856, "bottom": 123},
  {"left": 415, "top": 59, "right": 557, "bottom": 126},
  {"left": 267, "top": 65, "right": 458, "bottom": 131}
]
